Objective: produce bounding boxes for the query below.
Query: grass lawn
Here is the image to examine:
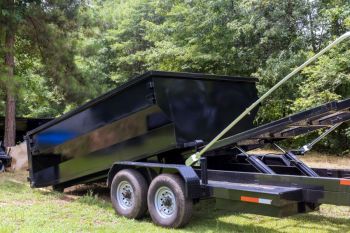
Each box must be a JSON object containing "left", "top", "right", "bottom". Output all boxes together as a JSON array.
[{"left": 1, "top": 154, "right": 350, "bottom": 233}]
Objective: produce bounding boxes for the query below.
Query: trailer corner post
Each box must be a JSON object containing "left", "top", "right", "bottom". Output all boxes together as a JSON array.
[{"left": 186, "top": 31, "right": 350, "bottom": 166}]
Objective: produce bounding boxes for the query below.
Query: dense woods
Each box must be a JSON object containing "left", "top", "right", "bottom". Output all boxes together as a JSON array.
[{"left": 0, "top": 0, "right": 349, "bottom": 152}]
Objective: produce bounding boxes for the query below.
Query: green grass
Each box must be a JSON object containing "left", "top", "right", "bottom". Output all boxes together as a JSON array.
[{"left": 1, "top": 171, "right": 350, "bottom": 233}]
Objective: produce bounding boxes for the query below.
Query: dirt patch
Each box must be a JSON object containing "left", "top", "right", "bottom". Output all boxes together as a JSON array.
[
  {"left": 9, "top": 142, "right": 28, "bottom": 171},
  {"left": 300, "top": 152, "right": 350, "bottom": 169},
  {"left": 59, "top": 194, "right": 80, "bottom": 202},
  {"left": 1, "top": 171, "right": 109, "bottom": 204},
  {"left": 0, "top": 170, "right": 28, "bottom": 182},
  {"left": 0, "top": 199, "right": 38, "bottom": 207},
  {"left": 251, "top": 148, "right": 350, "bottom": 169},
  {"left": 65, "top": 183, "right": 110, "bottom": 201}
]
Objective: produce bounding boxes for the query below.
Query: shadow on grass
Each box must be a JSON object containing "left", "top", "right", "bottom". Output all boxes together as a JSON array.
[
  {"left": 65, "top": 183, "right": 109, "bottom": 198},
  {"left": 76, "top": 190, "right": 111, "bottom": 209},
  {"left": 231, "top": 209, "right": 350, "bottom": 233},
  {"left": 188, "top": 212, "right": 279, "bottom": 232},
  {"left": 288, "top": 213, "right": 350, "bottom": 233},
  {"left": 55, "top": 184, "right": 350, "bottom": 232},
  {"left": 48, "top": 184, "right": 281, "bottom": 232},
  {"left": 33, "top": 182, "right": 112, "bottom": 210}
]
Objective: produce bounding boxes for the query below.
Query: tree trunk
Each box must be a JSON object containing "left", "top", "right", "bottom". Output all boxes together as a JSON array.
[{"left": 4, "top": 26, "right": 16, "bottom": 147}]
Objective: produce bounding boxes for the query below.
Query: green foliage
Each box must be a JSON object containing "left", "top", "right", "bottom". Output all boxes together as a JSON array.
[
  {"left": 0, "top": 0, "right": 106, "bottom": 118},
  {"left": 254, "top": 51, "right": 308, "bottom": 123},
  {"left": 292, "top": 43, "right": 350, "bottom": 111},
  {"left": 0, "top": 0, "right": 349, "bottom": 152},
  {"left": 143, "top": 0, "right": 310, "bottom": 75},
  {"left": 290, "top": 42, "right": 350, "bottom": 154}
]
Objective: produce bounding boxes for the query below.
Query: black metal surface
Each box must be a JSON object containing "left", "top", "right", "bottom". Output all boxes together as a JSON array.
[
  {"left": 153, "top": 74, "right": 259, "bottom": 143},
  {"left": 313, "top": 167, "right": 350, "bottom": 178},
  {"left": 206, "top": 152, "right": 350, "bottom": 177},
  {"left": 246, "top": 156, "right": 276, "bottom": 174},
  {"left": 200, "top": 157, "right": 208, "bottom": 184},
  {"left": 207, "top": 180, "right": 303, "bottom": 204},
  {"left": 27, "top": 71, "right": 258, "bottom": 188},
  {"left": 282, "top": 151, "right": 319, "bottom": 177}
]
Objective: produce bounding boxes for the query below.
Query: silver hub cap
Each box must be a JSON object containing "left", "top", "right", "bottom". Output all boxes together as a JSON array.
[
  {"left": 155, "top": 186, "right": 176, "bottom": 218},
  {"left": 116, "top": 181, "right": 134, "bottom": 209}
]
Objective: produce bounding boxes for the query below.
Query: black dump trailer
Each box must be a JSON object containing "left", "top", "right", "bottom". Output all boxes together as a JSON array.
[
  {"left": 26, "top": 71, "right": 350, "bottom": 228},
  {"left": 26, "top": 71, "right": 259, "bottom": 188}
]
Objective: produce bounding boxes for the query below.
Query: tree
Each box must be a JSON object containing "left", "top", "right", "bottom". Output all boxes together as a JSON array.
[
  {"left": 1, "top": 0, "right": 16, "bottom": 147},
  {"left": 0, "top": 0, "right": 96, "bottom": 146}
]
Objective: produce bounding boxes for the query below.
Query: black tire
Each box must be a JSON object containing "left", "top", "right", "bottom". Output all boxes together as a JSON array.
[
  {"left": 147, "top": 174, "right": 193, "bottom": 228},
  {"left": 110, "top": 169, "right": 148, "bottom": 219}
]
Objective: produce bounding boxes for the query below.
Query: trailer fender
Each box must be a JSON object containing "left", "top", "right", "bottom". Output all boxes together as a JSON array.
[{"left": 107, "top": 161, "right": 202, "bottom": 199}]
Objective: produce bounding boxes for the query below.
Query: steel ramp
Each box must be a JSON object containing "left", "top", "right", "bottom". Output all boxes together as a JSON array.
[
  {"left": 206, "top": 179, "right": 313, "bottom": 217},
  {"left": 209, "top": 98, "right": 350, "bottom": 151},
  {"left": 207, "top": 180, "right": 302, "bottom": 203}
]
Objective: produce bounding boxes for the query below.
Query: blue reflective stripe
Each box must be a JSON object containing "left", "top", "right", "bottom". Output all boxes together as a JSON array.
[{"left": 37, "top": 132, "right": 76, "bottom": 145}]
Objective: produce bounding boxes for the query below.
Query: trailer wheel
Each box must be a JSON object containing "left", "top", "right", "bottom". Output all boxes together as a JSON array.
[
  {"left": 111, "top": 169, "right": 148, "bottom": 219},
  {"left": 147, "top": 174, "right": 193, "bottom": 228}
]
